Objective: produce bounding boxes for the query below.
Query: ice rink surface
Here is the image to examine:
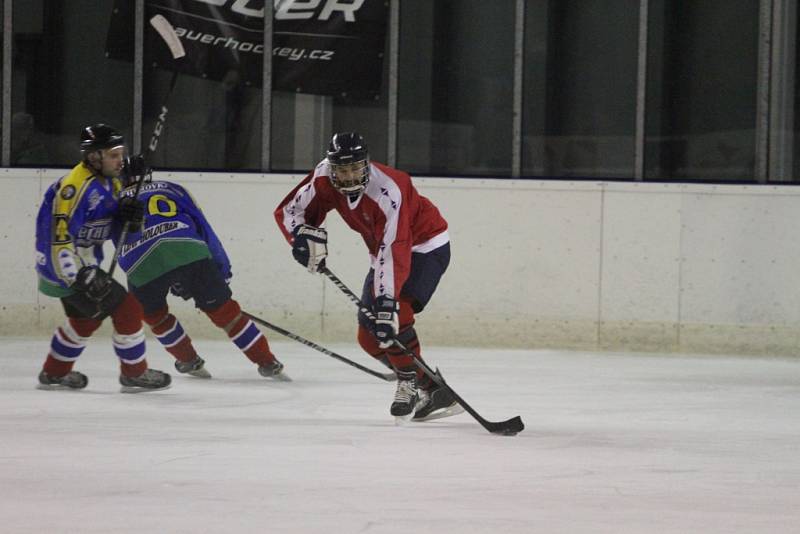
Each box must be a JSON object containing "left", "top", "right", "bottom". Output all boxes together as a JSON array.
[{"left": 1, "top": 337, "right": 798, "bottom": 534}]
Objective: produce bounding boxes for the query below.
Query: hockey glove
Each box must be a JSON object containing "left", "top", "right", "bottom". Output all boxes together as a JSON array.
[
  {"left": 373, "top": 296, "right": 399, "bottom": 349},
  {"left": 292, "top": 224, "right": 328, "bottom": 273},
  {"left": 74, "top": 266, "right": 112, "bottom": 301},
  {"left": 170, "top": 282, "right": 192, "bottom": 301},
  {"left": 118, "top": 196, "right": 145, "bottom": 233},
  {"left": 124, "top": 153, "right": 150, "bottom": 177}
]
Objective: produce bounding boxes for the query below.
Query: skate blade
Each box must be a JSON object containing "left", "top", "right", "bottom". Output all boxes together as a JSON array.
[
  {"left": 120, "top": 384, "right": 172, "bottom": 394},
  {"left": 394, "top": 414, "right": 413, "bottom": 425},
  {"left": 36, "top": 383, "right": 85, "bottom": 391},
  {"left": 411, "top": 404, "right": 465, "bottom": 422},
  {"left": 186, "top": 368, "right": 212, "bottom": 379},
  {"left": 269, "top": 372, "right": 292, "bottom": 382}
]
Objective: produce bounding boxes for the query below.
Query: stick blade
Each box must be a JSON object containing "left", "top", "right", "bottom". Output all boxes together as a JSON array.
[
  {"left": 149, "top": 14, "right": 186, "bottom": 59},
  {"left": 487, "top": 416, "right": 525, "bottom": 436}
]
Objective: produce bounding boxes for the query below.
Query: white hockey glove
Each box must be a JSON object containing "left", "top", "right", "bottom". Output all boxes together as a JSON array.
[
  {"left": 292, "top": 224, "right": 328, "bottom": 273},
  {"left": 373, "top": 296, "right": 399, "bottom": 349}
]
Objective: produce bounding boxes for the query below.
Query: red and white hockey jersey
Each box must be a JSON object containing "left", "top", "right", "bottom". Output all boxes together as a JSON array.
[{"left": 274, "top": 160, "right": 449, "bottom": 299}]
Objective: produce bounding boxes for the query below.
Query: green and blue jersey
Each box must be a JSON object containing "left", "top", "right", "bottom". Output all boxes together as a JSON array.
[{"left": 115, "top": 181, "right": 231, "bottom": 288}]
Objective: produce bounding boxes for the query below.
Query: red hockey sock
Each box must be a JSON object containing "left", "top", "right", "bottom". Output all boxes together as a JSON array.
[
  {"left": 359, "top": 324, "right": 429, "bottom": 386},
  {"left": 42, "top": 317, "right": 102, "bottom": 377},
  {"left": 144, "top": 308, "right": 198, "bottom": 363},
  {"left": 358, "top": 324, "right": 385, "bottom": 359},
  {"left": 42, "top": 354, "right": 74, "bottom": 377},
  {"left": 120, "top": 360, "right": 147, "bottom": 378},
  {"left": 205, "top": 299, "right": 275, "bottom": 366}
]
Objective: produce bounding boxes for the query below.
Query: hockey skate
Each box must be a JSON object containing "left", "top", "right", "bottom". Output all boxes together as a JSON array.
[
  {"left": 174, "top": 356, "right": 212, "bottom": 379},
  {"left": 119, "top": 368, "right": 172, "bottom": 393},
  {"left": 37, "top": 370, "right": 88, "bottom": 390},
  {"left": 258, "top": 358, "right": 291, "bottom": 382},
  {"left": 391, "top": 371, "right": 418, "bottom": 422},
  {"left": 413, "top": 383, "right": 464, "bottom": 422}
]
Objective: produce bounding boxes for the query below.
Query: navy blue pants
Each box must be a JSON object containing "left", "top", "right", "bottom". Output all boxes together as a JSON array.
[
  {"left": 130, "top": 258, "right": 232, "bottom": 315},
  {"left": 358, "top": 242, "right": 450, "bottom": 330}
]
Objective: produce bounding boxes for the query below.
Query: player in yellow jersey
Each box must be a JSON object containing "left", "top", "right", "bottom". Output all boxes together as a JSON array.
[{"left": 34, "top": 124, "right": 170, "bottom": 392}]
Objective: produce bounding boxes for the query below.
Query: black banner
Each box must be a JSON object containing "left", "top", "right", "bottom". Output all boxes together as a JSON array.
[{"left": 106, "top": 0, "right": 388, "bottom": 100}]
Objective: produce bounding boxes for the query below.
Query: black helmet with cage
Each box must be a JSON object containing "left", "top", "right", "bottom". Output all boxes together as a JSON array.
[{"left": 326, "top": 132, "right": 369, "bottom": 194}]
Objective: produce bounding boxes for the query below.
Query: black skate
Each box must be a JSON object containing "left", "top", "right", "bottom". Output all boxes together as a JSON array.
[
  {"left": 174, "top": 356, "right": 211, "bottom": 379},
  {"left": 119, "top": 368, "right": 172, "bottom": 393},
  {"left": 413, "top": 383, "right": 464, "bottom": 422},
  {"left": 37, "top": 370, "right": 88, "bottom": 390},
  {"left": 258, "top": 359, "right": 291, "bottom": 382},
  {"left": 390, "top": 371, "right": 418, "bottom": 421}
]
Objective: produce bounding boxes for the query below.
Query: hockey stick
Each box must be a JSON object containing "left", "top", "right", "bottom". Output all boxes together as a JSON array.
[
  {"left": 108, "top": 15, "right": 186, "bottom": 277},
  {"left": 320, "top": 266, "right": 525, "bottom": 436},
  {"left": 243, "top": 311, "right": 397, "bottom": 382}
]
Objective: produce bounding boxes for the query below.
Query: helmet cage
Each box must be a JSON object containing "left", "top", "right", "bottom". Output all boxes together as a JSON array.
[
  {"left": 330, "top": 159, "right": 369, "bottom": 194},
  {"left": 327, "top": 132, "right": 369, "bottom": 194}
]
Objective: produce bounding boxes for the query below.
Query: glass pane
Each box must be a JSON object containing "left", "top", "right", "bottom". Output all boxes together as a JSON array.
[
  {"left": 270, "top": 90, "right": 388, "bottom": 173},
  {"left": 141, "top": 4, "right": 263, "bottom": 171},
  {"left": 270, "top": 52, "right": 388, "bottom": 173},
  {"left": 645, "top": 0, "right": 758, "bottom": 181},
  {"left": 523, "top": 0, "right": 639, "bottom": 178},
  {"left": 12, "top": 0, "right": 133, "bottom": 166},
  {"left": 398, "top": 0, "right": 515, "bottom": 176},
  {"left": 144, "top": 69, "right": 263, "bottom": 171}
]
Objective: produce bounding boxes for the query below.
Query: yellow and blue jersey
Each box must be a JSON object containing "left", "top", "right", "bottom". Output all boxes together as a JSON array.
[
  {"left": 35, "top": 163, "right": 123, "bottom": 297},
  {"left": 114, "top": 180, "right": 231, "bottom": 288}
]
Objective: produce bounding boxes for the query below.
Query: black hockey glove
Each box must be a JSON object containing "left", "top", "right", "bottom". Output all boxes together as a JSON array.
[
  {"left": 74, "top": 266, "right": 127, "bottom": 314},
  {"left": 292, "top": 224, "right": 328, "bottom": 273},
  {"left": 73, "top": 266, "right": 112, "bottom": 302},
  {"left": 170, "top": 282, "right": 192, "bottom": 300},
  {"left": 124, "top": 153, "right": 150, "bottom": 177},
  {"left": 118, "top": 196, "right": 145, "bottom": 233},
  {"left": 372, "top": 296, "right": 399, "bottom": 349}
]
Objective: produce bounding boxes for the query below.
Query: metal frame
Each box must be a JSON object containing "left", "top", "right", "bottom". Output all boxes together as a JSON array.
[
  {"left": 261, "top": 0, "right": 273, "bottom": 171},
  {"left": 755, "top": 0, "right": 774, "bottom": 183},
  {"left": 0, "top": 1, "right": 796, "bottom": 181},
  {"left": 387, "top": 0, "right": 399, "bottom": 167},
  {"left": 2, "top": 0, "right": 12, "bottom": 167},
  {"left": 634, "top": 0, "right": 649, "bottom": 181},
  {"left": 511, "top": 0, "right": 525, "bottom": 178},
  {"left": 133, "top": 0, "right": 144, "bottom": 155},
  {"left": 768, "top": 0, "right": 797, "bottom": 182}
]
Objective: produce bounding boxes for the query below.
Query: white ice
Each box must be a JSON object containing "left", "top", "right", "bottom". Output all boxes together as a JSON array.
[{"left": 1, "top": 337, "right": 799, "bottom": 534}]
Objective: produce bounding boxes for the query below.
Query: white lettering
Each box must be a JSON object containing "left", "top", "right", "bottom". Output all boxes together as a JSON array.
[
  {"left": 319, "top": 0, "right": 364, "bottom": 21},
  {"left": 186, "top": 0, "right": 363, "bottom": 21},
  {"left": 231, "top": 0, "right": 264, "bottom": 17},
  {"left": 275, "top": 0, "right": 321, "bottom": 20}
]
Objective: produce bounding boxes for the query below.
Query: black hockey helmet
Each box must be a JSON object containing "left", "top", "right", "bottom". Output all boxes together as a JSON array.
[
  {"left": 326, "top": 132, "right": 369, "bottom": 194},
  {"left": 80, "top": 124, "right": 125, "bottom": 153}
]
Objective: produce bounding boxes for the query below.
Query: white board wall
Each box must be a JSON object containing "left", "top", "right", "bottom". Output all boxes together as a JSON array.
[{"left": 2, "top": 169, "right": 799, "bottom": 356}]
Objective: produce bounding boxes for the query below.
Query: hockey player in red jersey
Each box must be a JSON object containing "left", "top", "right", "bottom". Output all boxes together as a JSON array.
[{"left": 275, "top": 132, "right": 461, "bottom": 421}]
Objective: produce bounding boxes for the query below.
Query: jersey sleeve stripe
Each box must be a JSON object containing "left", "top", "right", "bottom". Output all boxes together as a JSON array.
[
  {"left": 365, "top": 166, "right": 403, "bottom": 298},
  {"left": 281, "top": 177, "right": 319, "bottom": 235}
]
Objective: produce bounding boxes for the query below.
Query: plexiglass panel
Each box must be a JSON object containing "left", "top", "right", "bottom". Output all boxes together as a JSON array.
[
  {"left": 522, "top": 0, "right": 639, "bottom": 178},
  {"left": 12, "top": 0, "right": 133, "bottom": 166},
  {"left": 397, "top": 0, "right": 515, "bottom": 176},
  {"left": 645, "top": 0, "right": 758, "bottom": 181}
]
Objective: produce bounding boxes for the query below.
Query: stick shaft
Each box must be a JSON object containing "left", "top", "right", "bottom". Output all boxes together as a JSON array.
[
  {"left": 244, "top": 312, "right": 396, "bottom": 382},
  {"left": 320, "top": 267, "right": 524, "bottom": 435}
]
